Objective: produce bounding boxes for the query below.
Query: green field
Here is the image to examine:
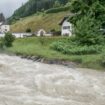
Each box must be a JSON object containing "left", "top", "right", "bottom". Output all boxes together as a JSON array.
[
  {"left": 10, "top": 11, "right": 70, "bottom": 32},
  {"left": 6, "top": 37, "right": 105, "bottom": 70}
]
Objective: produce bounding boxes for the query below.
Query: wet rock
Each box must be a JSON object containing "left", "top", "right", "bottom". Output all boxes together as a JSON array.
[
  {"left": 30, "top": 56, "right": 37, "bottom": 60},
  {"left": 20, "top": 55, "right": 76, "bottom": 68}
]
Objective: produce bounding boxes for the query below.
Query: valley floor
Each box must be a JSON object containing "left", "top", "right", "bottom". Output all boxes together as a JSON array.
[{"left": 6, "top": 37, "right": 105, "bottom": 70}]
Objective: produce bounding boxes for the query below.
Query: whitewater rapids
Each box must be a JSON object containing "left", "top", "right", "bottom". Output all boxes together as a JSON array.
[{"left": 0, "top": 54, "right": 104, "bottom": 105}]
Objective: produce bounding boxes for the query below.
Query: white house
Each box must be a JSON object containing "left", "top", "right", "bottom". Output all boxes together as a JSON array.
[
  {"left": 0, "top": 13, "right": 10, "bottom": 34},
  {"left": 0, "top": 23, "right": 10, "bottom": 33},
  {"left": 59, "top": 17, "right": 72, "bottom": 36}
]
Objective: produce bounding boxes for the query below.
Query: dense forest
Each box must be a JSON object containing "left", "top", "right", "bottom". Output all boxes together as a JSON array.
[
  {"left": 8, "top": 0, "right": 69, "bottom": 23},
  {"left": 69, "top": 0, "right": 105, "bottom": 45}
]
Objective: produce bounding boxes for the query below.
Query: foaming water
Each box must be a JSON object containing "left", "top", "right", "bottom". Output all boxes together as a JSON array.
[{"left": 0, "top": 54, "right": 105, "bottom": 105}]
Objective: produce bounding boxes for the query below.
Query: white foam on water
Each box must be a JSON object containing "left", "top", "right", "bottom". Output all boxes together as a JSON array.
[{"left": 0, "top": 54, "right": 104, "bottom": 105}]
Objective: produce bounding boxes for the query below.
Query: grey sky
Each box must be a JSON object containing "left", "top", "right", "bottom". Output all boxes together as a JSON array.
[{"left": 0, "top": 0, "right": 28, "bottom": 18}]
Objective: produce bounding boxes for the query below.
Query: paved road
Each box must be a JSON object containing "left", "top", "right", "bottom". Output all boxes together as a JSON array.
[{"left": 0, "top": 54, "right": 105, "bottom": 105}]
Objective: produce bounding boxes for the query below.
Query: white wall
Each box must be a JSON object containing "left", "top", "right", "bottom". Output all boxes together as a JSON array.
[
  {"left": 61, "top": 20, "right": 72, "bottom": 36},
  {"left": 0, "top": 25, "right": 10, "bottom": 33},
  {"left": 0, "top": 33, "right": 5, "bottom": 37},
  {"left": 45, "top": 33, "right": 52, "bottom": 37},
  {"left": 12, "top": 33, "right": 32, "bottom": 38},
  {"left": 0, "top": 33, "right": 32, "bottom": 38}
]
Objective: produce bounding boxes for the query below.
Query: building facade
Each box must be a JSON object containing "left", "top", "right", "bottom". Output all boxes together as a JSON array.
[
  {"left": 59, "top": 17, "right": 72, "bottom": 36},
  {"left": 0, "top": 13, "right": 10, "bottom": 33},
  {"left": 0, "top": 23, "right": 10, "bottom": 33}
]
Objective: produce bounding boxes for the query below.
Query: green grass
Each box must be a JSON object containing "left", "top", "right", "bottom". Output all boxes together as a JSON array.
[
  {"left": 10, "top": 11, "right": 70, "bottom": 32},
  {"left": 6, "top": 37, "right": 105, "bottom": 71}
]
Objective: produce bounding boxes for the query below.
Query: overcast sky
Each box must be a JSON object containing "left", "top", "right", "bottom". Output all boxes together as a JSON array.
[{"left": 0, "top": 0, "right": 28, "bottom": 18}]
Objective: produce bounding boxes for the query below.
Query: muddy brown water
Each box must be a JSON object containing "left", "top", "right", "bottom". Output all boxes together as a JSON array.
[{"left": 0, "top": 54, "right": 105, "bottom": 105}]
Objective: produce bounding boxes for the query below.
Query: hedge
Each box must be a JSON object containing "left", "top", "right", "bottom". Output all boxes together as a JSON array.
[{"left": 45, "top": 6, "right": 70, "bottom": 13}]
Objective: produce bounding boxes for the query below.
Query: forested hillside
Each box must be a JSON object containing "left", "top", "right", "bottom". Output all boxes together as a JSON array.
[{"left": 8, "top": 0, "right": 69, "bottom": 23}]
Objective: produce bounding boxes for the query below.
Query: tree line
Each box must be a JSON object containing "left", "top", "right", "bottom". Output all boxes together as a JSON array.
[
  {"left": 69, "top": 0, "right": 105, "bottom": 45},
  {"left": 8, "top": 0, "right": 68, "bottom": 23}
]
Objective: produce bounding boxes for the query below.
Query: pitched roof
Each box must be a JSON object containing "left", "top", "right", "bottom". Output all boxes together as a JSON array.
[
  {"left": 59, "top": 16, "right": 69, "bottom": 25},
  {"left": 59, "top": 13, "right": 77, "bottom": 26}
]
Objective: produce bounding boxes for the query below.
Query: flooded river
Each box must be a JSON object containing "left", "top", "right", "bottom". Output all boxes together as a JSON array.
[{"left": 0, "top": 54, "right": 105, "bottom": 105}]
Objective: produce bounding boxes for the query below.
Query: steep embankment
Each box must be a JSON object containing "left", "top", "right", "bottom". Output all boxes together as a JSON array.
[{"left": 10, "top": 11, "right": 70, "bottom": 32}]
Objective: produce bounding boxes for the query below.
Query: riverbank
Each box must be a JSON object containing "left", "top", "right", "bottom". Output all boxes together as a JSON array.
[
  {"left": 20, "top": 54, "right": 76, "bottom": 68},
  {"left": 5, "top": 37, "right": 105, "bottom": 70}
]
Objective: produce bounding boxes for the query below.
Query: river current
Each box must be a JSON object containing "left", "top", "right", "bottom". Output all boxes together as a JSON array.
[{"left": 0, "top": 54, "right": 105, "bottom": 105}]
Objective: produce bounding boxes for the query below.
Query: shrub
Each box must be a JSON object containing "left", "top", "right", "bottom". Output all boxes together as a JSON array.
[
  {"left": 74, "top": 15, "right": 104, "bottom": 46},
  {"left": 26, "top": 28, "right": 31, "bottom": 33},
  {"left": 50, "top": 29, "right": 61, "bottom": 36},
  {"left": 51, "top": 41, "right": 102, "bottom": 55},
  {"left": 45, "top": 6, "right": 70, "bottom": 13},
  {"left": 38, "top": 37, "right": 46, "bottom": 45},
  {"left": 72, "top": 57, "right": 83, "bottom": 63},
  {"left": 100, "top": 54, "right": 105, "bottom": 67},
  {"left": 0, "top": 41, "right": 3, "bottom": 49},
  {"left": 3, "top": 32, "right": 15, "bottom": 47},
  {"left": 53, "top": 0, "right": 61, "bottom": 8}
]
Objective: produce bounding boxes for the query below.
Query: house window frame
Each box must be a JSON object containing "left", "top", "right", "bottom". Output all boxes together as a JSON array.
[{"left": 63, "top": 26, "right": 70, "bottom": 30}]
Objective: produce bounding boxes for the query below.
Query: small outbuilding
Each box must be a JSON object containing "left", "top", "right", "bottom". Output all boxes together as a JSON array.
[
  {"left": 37, "top": 29, "right": 46, "bottom": 36},
  {"left": 59, "top": 17, "right": 72, "bottom": 36}
]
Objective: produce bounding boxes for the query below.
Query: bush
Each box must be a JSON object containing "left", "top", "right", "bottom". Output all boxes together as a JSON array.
[
  {"left": 45, "top": 6, "right": 70, "bottom": 13},
  {"left": 0, "top": 41, "right": 3, "bottom": 49},
  {"left": 100, "top": 54, "right": 105, "bottom": 67},
  {"left": 38, "top": 37, "right": 46, "bottom": 45},
  {"left": 74, "top": 15, "right": 104, "bottom": 46},
  {"left": 26, "top": 28, "right": 31, "bottom": 33},
  {"left": 3, "top": 32, "right": 15, "bottom": 47},
  {"left": 50, "top": 41, "right": 102, "bottom": 55},
  {"left": 50, "top": 29, "right": 61, "bottom": 36},
  {"left": 72, "top": 57, "right": 83, "bottom": 63}
]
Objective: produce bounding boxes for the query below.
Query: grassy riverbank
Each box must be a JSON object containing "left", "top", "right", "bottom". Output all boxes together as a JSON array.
[{"left": 6, "top": 37, "right": 105, "bottom": 70}]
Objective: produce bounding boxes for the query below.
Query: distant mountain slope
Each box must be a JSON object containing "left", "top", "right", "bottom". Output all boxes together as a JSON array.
[
  {"left": 10, "top": 11, "right": 70, "bottom": 32},
  {"left": 8, "top": 0, "right": 69, "bottom": 23}
]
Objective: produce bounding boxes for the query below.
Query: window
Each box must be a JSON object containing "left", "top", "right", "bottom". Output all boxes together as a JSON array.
[
  {"left": 63, "top": 26, "right": 70, "bottom": 30},
  {"left": 5, "top": 29, "right": 7, "bottom": 32}
]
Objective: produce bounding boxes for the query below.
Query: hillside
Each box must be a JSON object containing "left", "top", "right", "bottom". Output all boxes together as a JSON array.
[
  {"left": 10, "top": 11, "right": 70, "bottom": 32},
  {"left": 8, "top": 0, "right": 69, "bottom": 23}
]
